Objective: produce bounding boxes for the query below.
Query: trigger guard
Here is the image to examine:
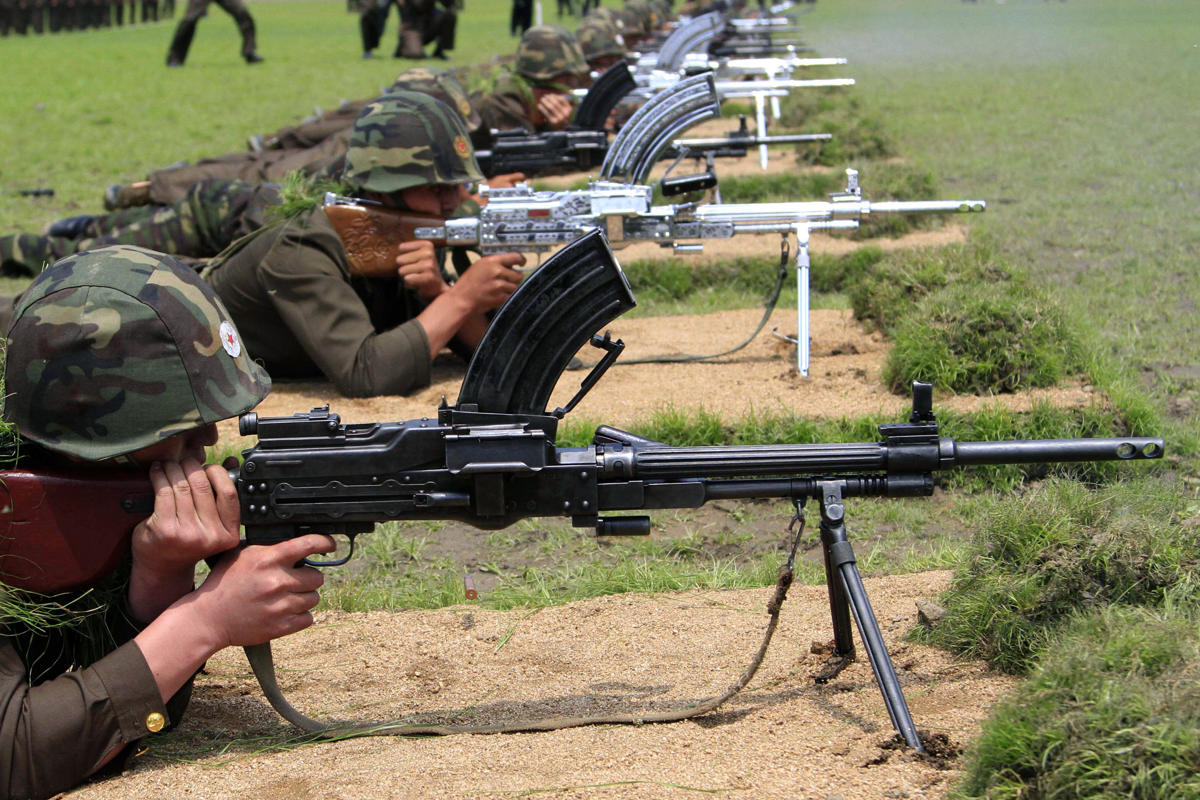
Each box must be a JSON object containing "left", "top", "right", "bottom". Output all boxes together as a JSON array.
[{"left": 302, "top": 536, "right": 355, "bottom": 568}]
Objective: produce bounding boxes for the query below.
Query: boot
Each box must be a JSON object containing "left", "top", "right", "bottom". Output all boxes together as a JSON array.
[{"left": 396, "top": 27, "right": 425, "bottom": 59}]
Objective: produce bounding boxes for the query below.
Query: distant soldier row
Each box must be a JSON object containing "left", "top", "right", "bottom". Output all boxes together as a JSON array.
[{"left": 0, "top": 0, "right": 176, "bottom": 35}]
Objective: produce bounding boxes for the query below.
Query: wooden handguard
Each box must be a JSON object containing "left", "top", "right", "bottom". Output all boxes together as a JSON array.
[
  {"left": 323, "top": 203, "right": 445, "bottom": 278},
  {"left": 0, "top": 469, "right": 153, "bottom": 594}
]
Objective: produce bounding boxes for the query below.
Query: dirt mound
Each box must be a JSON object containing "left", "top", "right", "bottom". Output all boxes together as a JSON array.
[{"left": 73, "top": 571, "right": 1015, "bottom": 800}]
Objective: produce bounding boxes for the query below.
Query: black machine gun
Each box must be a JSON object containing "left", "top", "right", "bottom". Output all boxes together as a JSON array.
[
  {"left": 473, "top": 116, "right": 828, "bottom": 179},
  {"left": 233, "top": 231, "right": 1164, "bottom": 751},
  {"left": 474, "top": 66, "right": 827, "bottom": 178}
]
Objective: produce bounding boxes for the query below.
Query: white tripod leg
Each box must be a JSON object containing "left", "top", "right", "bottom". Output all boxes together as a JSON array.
[
  {"left": 795, "top": 224, "right": 810, "bottom": 377},
  {"left": 755, "top": 92, "right": 770, "bottom": 170}
]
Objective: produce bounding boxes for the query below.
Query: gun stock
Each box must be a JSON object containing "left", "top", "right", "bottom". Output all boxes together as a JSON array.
[{"left": 323, "top": 195, "right": 445, "bottom": 278}]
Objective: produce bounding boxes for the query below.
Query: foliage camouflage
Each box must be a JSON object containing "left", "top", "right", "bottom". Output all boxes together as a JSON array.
[
  {"left": 390, "top": 65, "right": 482, "bottom": 132},
  {"left": 342, "top": 90, "right": 484, "bottom": 195},
  {"left": 3, "top": 244, "right": 270, "bottom": 461},
  {"left": 514, "top": 25, "right": 588, "bottom": 83}
]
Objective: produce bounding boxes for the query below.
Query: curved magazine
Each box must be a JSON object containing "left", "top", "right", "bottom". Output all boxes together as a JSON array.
[
  {"left": 655, "top": 12, "right": 725, "bottom": 72},
  {"left": 455, "top": 230, "right": 637, "bottom": 416},
  {"left": 600, "top": 73, "right": 721, "bottom": 185},
  {"left": 573, "top": 61, "right": 637, "bottom": 132}
]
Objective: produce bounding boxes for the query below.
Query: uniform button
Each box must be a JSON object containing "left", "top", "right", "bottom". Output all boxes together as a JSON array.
[{"left": 145, "top": 712, "right": 166, "bottom": 732}]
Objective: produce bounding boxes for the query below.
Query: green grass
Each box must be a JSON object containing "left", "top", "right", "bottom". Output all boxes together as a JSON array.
[
  {"left": 805, "top": 0, "right": 1200, "bottom": 385},
  {"left": 913, "top": 476, "right": 1199, "bottom": 675},
  {"left": 0, "top": 0, "right": 523, "bottom": 234},
  {"left": 954, "top": 603, "right": 1200, "bottom": 800}
]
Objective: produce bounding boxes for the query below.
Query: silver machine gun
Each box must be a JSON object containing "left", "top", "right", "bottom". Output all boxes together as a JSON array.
[{"left": 327, "top": 78, "right": 986, "bottom": 377}]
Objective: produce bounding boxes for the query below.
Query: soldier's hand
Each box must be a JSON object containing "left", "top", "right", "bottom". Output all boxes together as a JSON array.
[
  {"left": 396, "top": 240, "right": 447, "bottom": 299},
  {"left": 187, "top": 535, "right": 336, "bottom": 648},
  {"left": 487, "top": 172, "right": 527, "bottom": 189},
  {"left": 450, "top": 252, "right": 526, "bottom": 312},
  {"left": 132, "top": 457, "right": 240, "bottom": 579},
  {"left": 536, "top": 93, "right": 574, "bottom": 130}
]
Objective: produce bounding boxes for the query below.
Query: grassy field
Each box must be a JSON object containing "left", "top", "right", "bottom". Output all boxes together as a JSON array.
[{"left": 4, "top": 2, "right": 1200, "bottom": 790}]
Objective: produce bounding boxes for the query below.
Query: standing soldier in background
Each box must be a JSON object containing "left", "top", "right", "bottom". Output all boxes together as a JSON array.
[
  {"left": 510, "top": 0, "right": 531, "bottom": 37},
  {"left": 396, "top": 0, "right": 457, "bottom": 60},
  {"left": 165, "top": 0, "right": 262, "bottom": 66}
]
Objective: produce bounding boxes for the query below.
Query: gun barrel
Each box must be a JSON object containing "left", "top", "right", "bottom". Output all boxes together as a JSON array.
[
  {"left": 723, "top": 56, "right": 848, "bottom": 69},
  {"left": 868, "top": 199, "right": 987, "bottom": 214},
  {"left": 601, "top": 435, "right": 1165, "bottom": 482},
  {"left": 715, "top": 78, "right": 856, "bottom": 93},
  {"left": 951, "top": 438, "right": 1165, "bottom": 466},
  {"left": 673, "top": 132, "right": 832, "bottom": 148},
  {"left": 612, "top": 442, "right": 889, "bottom": 479}
]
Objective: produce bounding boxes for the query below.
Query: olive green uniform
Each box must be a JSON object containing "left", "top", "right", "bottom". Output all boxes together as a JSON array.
[
  {"left": 202, "top": 207, "right": 435, "bottom": 397},
  {"left": 1, "top": 609, "right": 189, "bottom": 799},
  {"left": 140, "top": 135, "right": 346, "bottom": 207}
]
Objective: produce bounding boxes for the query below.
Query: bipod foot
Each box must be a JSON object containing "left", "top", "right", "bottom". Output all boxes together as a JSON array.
[{"left": 813, "top": 651, "right": 854, "bottom": 684}]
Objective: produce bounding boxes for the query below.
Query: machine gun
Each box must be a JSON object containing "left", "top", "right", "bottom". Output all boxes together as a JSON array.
[
  {"left": 473, "top": 117, "right": 828, "bottom": 179},
  {"left": 0, "top": 232, "right": 1166, "bottom": 750},
  {"left": 387, "top": 169, "right": 986, "bottom": 375}
]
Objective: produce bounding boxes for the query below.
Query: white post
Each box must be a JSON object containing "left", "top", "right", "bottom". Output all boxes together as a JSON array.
[
  {"left": 794, "top": 224, "right": 810, "bottom": 377},
  {"left": 535, "top": 1, "right": 543, "bottom": 26}
]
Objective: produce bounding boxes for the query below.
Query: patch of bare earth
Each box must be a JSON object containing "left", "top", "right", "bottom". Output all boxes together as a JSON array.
[{"left": 72, "top": 572, "right": 1014, "bottom": 800}]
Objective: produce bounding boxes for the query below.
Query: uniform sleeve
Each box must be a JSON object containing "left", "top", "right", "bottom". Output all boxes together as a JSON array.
[
  {"left": 259, "top": 224, "right": 433, "bottom": 397},
  {"left": 0, "top": 638, "right": 172, "bottom": 800}
]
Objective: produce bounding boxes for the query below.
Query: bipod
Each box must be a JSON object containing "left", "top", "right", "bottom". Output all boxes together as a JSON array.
[{"left": 809, "top": 482, "right": 925, "bottom": 753}]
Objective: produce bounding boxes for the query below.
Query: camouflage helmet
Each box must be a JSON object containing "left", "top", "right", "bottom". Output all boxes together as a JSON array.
[
  {"left": 614, "top": 7, "right": 647, "bottom": 39},
  {"left": 514, "top": 25, "right": 589, "bottom": 83},
  {"left": 3, "top": 245, "right": 270, "bottom": 461},
  {"left": 577, "top": 18, "right": 626, "bottom": 62},
  {"left": 624, "top": 0, "right": 657, "bottom": 30},
  {"left": 585, "top": 6, "right": 625, "bottom": 32},
  {"left": 390, "top": 66, "right": 482, "bottom": 132},
  {"left": 342, "top": 90, "right": 484, "bottom": 194}
]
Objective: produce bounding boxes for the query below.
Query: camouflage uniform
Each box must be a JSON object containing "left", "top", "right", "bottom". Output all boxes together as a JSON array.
[
  {"left": 257, "top": 67, "right": 481, "bottom": 152},
  {"left": 165, "top": 0, "right": 260, "bottom": 66},
  {"left": 468, "top": 26, "right": 589, "bottom": 145},
  {"left": 1, "top": 245, "right": 269, "bottom": 800},
  {"left": 201, "top": 92, "right": 485, "bottom": 397},
  {"left": 108, "top": 68, "right": 480, "bottom": 209},
  {"left": 0, "top": 179, "right": 278, "bottom": 277}
]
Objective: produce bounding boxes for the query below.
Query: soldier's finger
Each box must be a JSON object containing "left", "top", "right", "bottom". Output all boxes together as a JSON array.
[
  {"left": 181, "top": 456, "right": 220, "bottom": 527},
  {"left": 205, "top": 463, "right": 241, "bottom": 539},
  {"left": 159, "top": 460, "right": 195, "bottom": 520},
  {"left": 148, "top": 461, "right": 177, "bottom": 521}
]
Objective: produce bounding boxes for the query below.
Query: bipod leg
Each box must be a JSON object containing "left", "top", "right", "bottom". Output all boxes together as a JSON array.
[{"left": 816, "top": 480, "right": 925, "bottom": 752}]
